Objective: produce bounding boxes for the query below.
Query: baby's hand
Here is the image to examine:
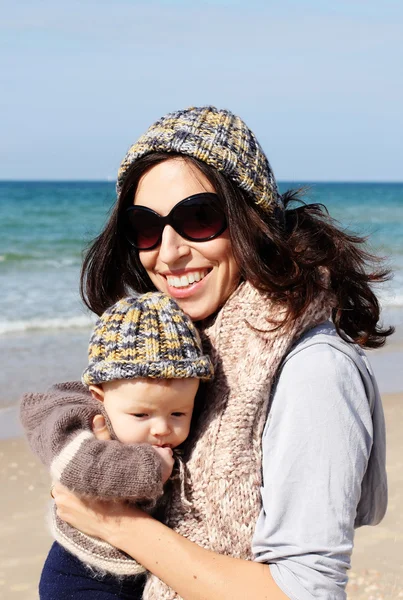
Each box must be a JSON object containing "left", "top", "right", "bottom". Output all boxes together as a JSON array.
[
  {"left": 92, "top": 415, "right": 111, "bottom": 441},
  {"left": 152, "top": 446, "right": 174, "bottom": 483}
]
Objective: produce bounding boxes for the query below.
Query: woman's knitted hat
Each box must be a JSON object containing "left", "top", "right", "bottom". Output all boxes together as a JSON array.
[
  {"left": 82, "top": 292, "right": 214, "bottom": 386},
  {"left": 117, "top": 105, "right": 283, "bottom": 214}
]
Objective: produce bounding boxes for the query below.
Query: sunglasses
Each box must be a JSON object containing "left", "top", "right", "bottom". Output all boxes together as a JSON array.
[{"left": 125, "top": 192, "right": 227, "bottom": 250}]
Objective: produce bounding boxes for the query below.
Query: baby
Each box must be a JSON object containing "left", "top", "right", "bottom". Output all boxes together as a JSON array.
[
  {"left": 22, "top": 292, "right": 213, "bottom": 587},
  {"left": 81, "top": 291, "right": 213, "bottom": 488}
]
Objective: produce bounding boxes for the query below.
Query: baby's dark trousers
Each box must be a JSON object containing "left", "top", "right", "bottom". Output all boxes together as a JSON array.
[{"left": 39, "top": 542, "right": 146, "bottom": 599}]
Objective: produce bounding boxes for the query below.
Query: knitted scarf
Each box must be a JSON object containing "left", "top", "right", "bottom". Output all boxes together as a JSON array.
[{"left": 143, "top": 280, "right": 335, "bottom": 599}]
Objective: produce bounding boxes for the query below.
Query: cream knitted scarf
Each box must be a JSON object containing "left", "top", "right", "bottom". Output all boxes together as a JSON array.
[{"left": 143, "top": 280, "right": 335, "bottom": 599}]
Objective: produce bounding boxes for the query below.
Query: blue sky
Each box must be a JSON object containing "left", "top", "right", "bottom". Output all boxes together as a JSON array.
[{"left": 1, "top": 1, "right": 402, "bottom": 181}]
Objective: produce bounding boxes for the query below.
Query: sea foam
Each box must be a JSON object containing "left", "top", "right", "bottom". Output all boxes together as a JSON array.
[{"left": 0, "top": 315, "right": 95, "bottom": 335}]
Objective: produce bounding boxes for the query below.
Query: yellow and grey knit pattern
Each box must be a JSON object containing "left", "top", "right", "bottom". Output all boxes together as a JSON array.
[
  {"left": 116, "top": 106, "right": 282, "bottom": 214},
  {"left": 82, "top": 292, "right": 214, "bottom": 386}
]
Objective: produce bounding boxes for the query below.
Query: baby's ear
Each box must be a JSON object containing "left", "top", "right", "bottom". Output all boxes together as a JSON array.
[{"left": 89, "top": 385, "right": 105, "bottom": 403}]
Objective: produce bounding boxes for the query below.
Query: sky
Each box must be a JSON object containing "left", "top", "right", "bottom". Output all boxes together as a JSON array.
[{"left": 1, "top": 0, "right": 402, "bottom": 181}]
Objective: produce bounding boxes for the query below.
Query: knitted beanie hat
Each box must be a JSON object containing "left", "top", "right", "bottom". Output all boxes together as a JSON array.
[
  {"left": 82, "top": 292, "right": 214, "bottom": 386},
  {"left": 116, "top": 105, "right": 283, "bottom": 214}
]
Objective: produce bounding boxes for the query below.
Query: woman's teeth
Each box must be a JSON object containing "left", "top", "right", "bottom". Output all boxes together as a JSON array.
[{"left": 166, "top": 270, "right": 208, "bottom": 288}]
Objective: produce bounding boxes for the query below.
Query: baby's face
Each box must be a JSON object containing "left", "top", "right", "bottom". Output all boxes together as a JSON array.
[{"left": 98, "top": 378, "right": 199, "bottom": 448}]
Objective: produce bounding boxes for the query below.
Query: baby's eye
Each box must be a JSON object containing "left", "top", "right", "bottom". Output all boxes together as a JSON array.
[
  {"left": 171, "top": 412, "right": 185, "bottom": 417},
  {"left": 132, "top": 413, "right": 148, "bottom": 418}
]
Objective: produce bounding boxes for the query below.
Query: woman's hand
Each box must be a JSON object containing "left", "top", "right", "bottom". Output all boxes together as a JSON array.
[{"left": 52, "top": 482, "right": 144, "bottom": 543}]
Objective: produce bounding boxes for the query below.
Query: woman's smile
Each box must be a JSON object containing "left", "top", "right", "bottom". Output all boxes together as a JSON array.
[
  {"left": 160, "top": 268, "right": 211, "bottom": 300},
  {"left": 164, "top": 268, "right": 210, "bottom": 289}
]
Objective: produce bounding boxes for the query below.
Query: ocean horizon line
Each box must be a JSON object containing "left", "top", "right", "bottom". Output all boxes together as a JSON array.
[{"left": 1, "top": 179, "right": 403, "bottom": 185}]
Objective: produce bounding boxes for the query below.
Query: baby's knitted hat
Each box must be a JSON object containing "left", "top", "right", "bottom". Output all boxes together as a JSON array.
[
  {"left": 117, "top": 105, "right": 283, "bottom": 214},
  {"left": 82, "top": 292, "right": 214, "bottom": 386}
]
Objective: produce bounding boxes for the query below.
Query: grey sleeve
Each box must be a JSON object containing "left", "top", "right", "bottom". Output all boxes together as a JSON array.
[{"left": 252, "top": 344, "right": 374, "bottom": 600}]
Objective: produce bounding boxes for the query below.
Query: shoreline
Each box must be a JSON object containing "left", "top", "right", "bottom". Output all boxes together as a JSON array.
[
  {"left": 0, "top": 327, "right": 91, "bottom": 411},
  {"left": 1, "top": 393, "right": 402, "bottom": 598},
  {"left": 1, "top": 322, "right": 402, "bottom": 408}
]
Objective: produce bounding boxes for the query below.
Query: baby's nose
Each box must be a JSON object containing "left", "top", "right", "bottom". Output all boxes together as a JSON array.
[{"left": 151, "top": 419, "right": 171, "bottom": 436}]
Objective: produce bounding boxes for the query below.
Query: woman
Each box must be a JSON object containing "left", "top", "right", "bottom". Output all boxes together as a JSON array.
[{"left": 23, "top": 106, "right": 391, "bottom": 599}]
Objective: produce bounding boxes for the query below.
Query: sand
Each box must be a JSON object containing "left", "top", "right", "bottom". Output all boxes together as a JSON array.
[
  {"left": 0, "top": 394, "right": 402, "bottom": 600},
  {"left": 347, "top": 393, "right": 403, "bottom": 599},
  {"left": 0, "top": 438, "right": 51, "bottom": 600}
]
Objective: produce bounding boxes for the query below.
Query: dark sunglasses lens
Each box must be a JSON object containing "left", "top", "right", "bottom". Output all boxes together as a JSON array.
[
  {"left": 174, "top": 200, "right": 226, "bottom": 240},
  {"left": 127, "top": 209, "right": 161, "bottom": 249}
]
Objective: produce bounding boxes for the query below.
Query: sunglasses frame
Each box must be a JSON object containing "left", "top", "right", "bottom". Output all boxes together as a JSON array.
[{"left": 125, "top": 192, "right": 228, "bottom": 250}]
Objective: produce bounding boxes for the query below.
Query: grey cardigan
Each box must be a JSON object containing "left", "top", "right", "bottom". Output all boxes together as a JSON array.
[{"left": 252, "top": 321, "right": 387, "bottom": 600}]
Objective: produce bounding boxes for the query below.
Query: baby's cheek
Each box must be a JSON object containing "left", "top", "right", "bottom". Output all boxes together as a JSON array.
[
  {"left": 178, "top": 422, "right": 192, "bottom": 444},
  {"left": 120, "top": 417, "right": 148, "bottom": 445},
  {"left": 109, "top": 415, "right": 132, "bottom": 444}
]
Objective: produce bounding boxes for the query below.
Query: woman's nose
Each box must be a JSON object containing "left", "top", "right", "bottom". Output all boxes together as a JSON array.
[{"left": 157, "top": 225, "right": 191, "bottom": 264}]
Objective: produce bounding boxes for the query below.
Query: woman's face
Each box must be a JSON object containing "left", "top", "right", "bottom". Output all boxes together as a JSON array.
[{"left": 133, "top": 158, "right": 240, "bottom": 321}]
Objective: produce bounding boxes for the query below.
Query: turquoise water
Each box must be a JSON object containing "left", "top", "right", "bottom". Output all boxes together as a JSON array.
[
  {"left": 0, "top": 182, "right": 114, "bottom": 333},
  {"left": 1, "top": 181, "right": 402, "bottom": 336}
]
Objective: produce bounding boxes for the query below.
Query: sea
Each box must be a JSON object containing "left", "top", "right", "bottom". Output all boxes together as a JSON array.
[{"left": 1, "top": 181, "right": 403, "bottom": 424}]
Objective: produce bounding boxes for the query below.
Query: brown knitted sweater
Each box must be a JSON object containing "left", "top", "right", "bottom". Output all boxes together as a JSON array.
[
  {"left": 20, "top": 382, "right": 164, "bottom": 576},
  {"left": 143, "top": 281, "right": 334, "bottom": 599}
]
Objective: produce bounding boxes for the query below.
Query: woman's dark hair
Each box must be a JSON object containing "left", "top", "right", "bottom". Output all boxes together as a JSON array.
[{"left": 81, "top": 152, "right": 394, "bottom": 348}]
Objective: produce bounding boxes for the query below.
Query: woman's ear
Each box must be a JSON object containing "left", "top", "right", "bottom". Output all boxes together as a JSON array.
[{"left": 89, "top": 385, "right": 105, "bottom": 403}]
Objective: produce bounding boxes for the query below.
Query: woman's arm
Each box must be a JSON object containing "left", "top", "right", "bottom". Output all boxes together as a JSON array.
[
  {"left": 52, "top": 484, "right": 290, "bottom": 600},
  {"left": 115, "top": 510, "right": 291, "bottom": 600}
]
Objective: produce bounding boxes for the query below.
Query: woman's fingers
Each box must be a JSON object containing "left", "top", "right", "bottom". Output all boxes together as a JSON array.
[
  {"left": 52, "top": 482, "right": 140, "bottom": 544},
  {"left": 52, "top": 483, "right": 103, "bottom": 535},
  {"left": 92, "top": 414, "right": 111, "bottom": 440}
]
